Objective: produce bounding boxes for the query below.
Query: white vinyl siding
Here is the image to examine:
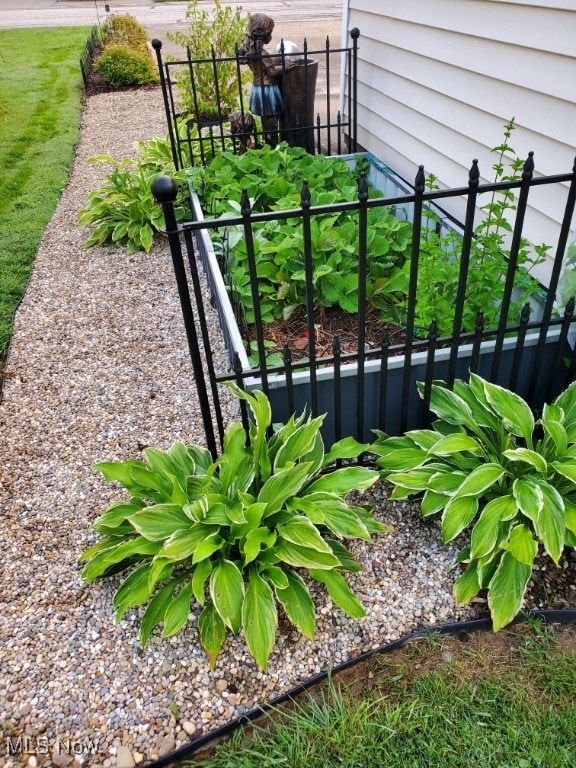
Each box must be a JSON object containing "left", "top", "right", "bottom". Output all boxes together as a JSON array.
[{"left": 344, "top": 0, "right": 576, "bottom": 280}]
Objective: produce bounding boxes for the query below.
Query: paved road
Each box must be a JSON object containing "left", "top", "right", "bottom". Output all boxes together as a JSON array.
[{"left": 0, "top": 1, "right": 343, "bottom": 30}]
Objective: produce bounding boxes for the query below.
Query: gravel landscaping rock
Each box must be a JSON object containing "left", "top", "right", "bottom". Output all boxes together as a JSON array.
[{"left": 0, "top": 85, "right": 573, "bottom": 768}]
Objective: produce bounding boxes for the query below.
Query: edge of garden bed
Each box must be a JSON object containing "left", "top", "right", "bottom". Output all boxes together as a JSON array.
[{"left": 143, "top": 607, "right": 576, "bottom": 767}]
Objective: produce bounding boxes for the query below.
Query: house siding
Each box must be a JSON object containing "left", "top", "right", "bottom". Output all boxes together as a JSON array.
[{"left": 345, "top": 0, "right": 576, "bottom": 280}]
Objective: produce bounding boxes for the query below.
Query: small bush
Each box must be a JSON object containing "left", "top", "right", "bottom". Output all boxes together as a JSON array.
[
  {"left": 95, "top": 42, "right": 159, "bottom": 89},
  {"left": 108, "top": 13, "right": 148, "bottom": 49}
]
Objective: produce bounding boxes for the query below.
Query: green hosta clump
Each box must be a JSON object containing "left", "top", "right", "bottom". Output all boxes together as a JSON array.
[
  {"left": 81, "top": 384, "right": 387, "bottom": 670},
  {"left": 373, "top": 374, "right": 576, "bottom": 632},
  {"left": 189, "top": 144, "right": 412, "bottom": 324}
]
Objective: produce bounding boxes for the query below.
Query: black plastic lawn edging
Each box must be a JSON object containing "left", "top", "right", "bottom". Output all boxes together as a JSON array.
[{"left": 143, "top": 608, "right": 576, "bottom": 767}]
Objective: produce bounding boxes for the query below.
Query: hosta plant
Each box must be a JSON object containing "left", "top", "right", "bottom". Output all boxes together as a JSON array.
[
  {"left": 373, "top": 373, "right": 576, "bottom": 631},
  {"left": 81, "top": 384, "right": 387, "bottom": 670}
]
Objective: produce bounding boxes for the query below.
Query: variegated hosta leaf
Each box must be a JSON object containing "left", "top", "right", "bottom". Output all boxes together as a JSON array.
[
  {"left": 162, "top": 581, "right": 193, "bottom": 637},
  {"left": 274, "top": 570, "right": 315, "bottom": 638},
  {"left": 501, "top": 524, "right": 538, "bottom": 565},
  {"left": 441, "top": 495, "right": 479, "bottom": 542},
  {"left": 454, "top": 464, "right": 506, "bottom": 499},
  {"left": 210, "top": 560, "right": 245, "bottom": 632},
  {"left": 257, "top": 461, "right": 315, "bottom": 515},
  {"left": 428, "top": 433, "right": 483, "bottom": 456},
  {"left": 487, "top": 552, "right": 531, "bottom": 632},
  {"left": 303, "top": 466, "right": 379, "bottom": 495},
  {"left": 480, "top": 378, "right": 535, "bottom": 442},
  {"left": 129, "top": 504, "right": 191, "bottom": 541},
  {"left": 417, "top": 381, "right": 474, "bottom": 428},
  {"left": 84, "top": 387, "right": 388, "bottom": 669},
  {"left": 453, "top": 560, "right": 480, "bottom": 604},
  {"left": 309, "top": 569, "right": 365, "bottom": 619},
  {"left": 199, "top": 603, "right": 227, "bottom": 671},
  {"left": 242, "top": 571, "right": 277, "bottom": 671}
]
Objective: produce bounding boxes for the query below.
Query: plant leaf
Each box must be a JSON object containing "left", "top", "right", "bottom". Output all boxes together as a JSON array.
[
  {"left": 429, "top": 434, "right": 483, "bottom": 456},
  {"left": 162, "top": 581, "right": 193, "bottom": 637},
  {"left": 304, "top": 467, "right": 379, "bottom": 496},
  {"left": 113, "top": 563, "right": 153, "bottom": 622},
  {"left": 501, "top": 524, "right": 538, "bottom": 565},
  {"left": 275, "top": 570, "right": 315, "bottom": 638},
  {"left": 482, "top": 379, "right": 534, "bottom": 441},
  {"left": 502, "top": 448, "right": 547, "bottom": 473},
  {"left": 513, "top": 477, "right": 544, "bottom": 521},
  {"left": 536, "top": 482, "right": 565, "bottom": 563},
  {"left": 441, "top": 495, "right": 479, "bottom": 542},
  {"left": 470, "top": 498, "right": 513, "bottom": 560},
  {"left": 242, "top": 570, "right": 277, "bottom": 671},
  {"left": 210, "top": 559, "right": 245, "bottom": 632},
  {"left": 198, "top": 603, "right": 227, "bottom": 670},
  {"left": 275, "top": 540, "right": 341, "bottom": 570},
  {"left": 257, "top": 462, "right": 315, "bottom": 514},
  {"left": 454, "top": 560, "right": 480, "bottom": 604},
  {"left": 192, "top": 558, "right": 213, "bottom": 605},
  {"left": 129, "top": 504, "right": 191, "bottom": 541},
  {"left": 309, "top": 569, "right": 365, "bottom": 619},
  {"left": 454, "top": 464, "right": 506, "bottom": 498},
  {"left": 139, "top": 577, "right": 183, "bottom": 646},
  {"left": 278, "top": 516, "right": 335, "bottom": 554},
  {"left": 487, "top": 551, "right": 531, "bottom": 631}
]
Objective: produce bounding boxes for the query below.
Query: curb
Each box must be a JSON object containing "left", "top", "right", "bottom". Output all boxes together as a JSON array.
[{"left": 142, "top": 607, "right": 576, "bottom": 767}]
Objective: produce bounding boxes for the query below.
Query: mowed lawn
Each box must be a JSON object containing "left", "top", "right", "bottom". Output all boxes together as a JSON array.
[{"left": 0, "top": 26, "right": 89, "bottom": 361}]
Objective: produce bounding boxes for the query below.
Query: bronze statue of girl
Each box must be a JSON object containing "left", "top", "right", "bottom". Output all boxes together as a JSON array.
[{"left": 238, "top": 13, "right": 293, "bottom": 146}]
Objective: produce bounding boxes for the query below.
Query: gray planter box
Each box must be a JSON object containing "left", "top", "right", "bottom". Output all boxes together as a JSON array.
[{"left": 191, "top": 154, "right": 561, "bottom": 440}]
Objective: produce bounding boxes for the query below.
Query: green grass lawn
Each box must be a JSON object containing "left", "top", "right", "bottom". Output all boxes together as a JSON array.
[
  {"left": 0, "top": 26, "right": 89, "bottom": 363},
  {"left": 191, "top": 619, "right": 576, "bottom": 768}
]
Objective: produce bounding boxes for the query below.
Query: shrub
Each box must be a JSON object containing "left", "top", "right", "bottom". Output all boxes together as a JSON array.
[
  {"left": 95, "top": 42, "right": 159, "bottom": 89},
  {"left": 108, "top": 13, "right": 148, "bottom": 49},
  {"left": 166, "top": 0, "right": 251, "bottom": 122},
  {"left": 81, "top": 384, "right": 389, "bottom": 670},
  {"left": 373, "top": 374, "right": 576, "bottom": 632}
]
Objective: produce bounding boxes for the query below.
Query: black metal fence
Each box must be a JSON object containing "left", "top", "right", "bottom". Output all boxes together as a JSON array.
[
  {"left": 80, "top": 24, "right": 105, "bottom": 87},
  {"left": 151, "top": 29, "right": 359, "bottom": 169},
  {"left": 153, "top": 152, "right": 576, "bottom": 459}
]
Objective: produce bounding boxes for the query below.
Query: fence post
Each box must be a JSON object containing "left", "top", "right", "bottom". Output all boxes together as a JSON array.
[
  {"left": 152, "top": 39, "right": 180, "bottom": 172},
  {"left": 350, "top": 28, "right": 360, "bottom": 153},
  {"left": 152, "top": 175, "right": 218, "bottom": 458}
]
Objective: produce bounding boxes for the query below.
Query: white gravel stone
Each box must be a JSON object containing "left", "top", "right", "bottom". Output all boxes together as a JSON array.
[{"left": 0, "top": 86, "right": 483, "bottom": 767}]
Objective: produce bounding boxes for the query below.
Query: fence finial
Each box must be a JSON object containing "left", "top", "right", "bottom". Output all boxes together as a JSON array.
[
  {"left": 523, "top": 152, "right": 535, "bottom": 178},
  {"left": 151, "top": 39, "right": 162, "bottom": 51},
  {"left": 415, "top": 165, "right": 425, "bottom": 193},
  {"left": 151, "top": 175, "right": 178, "bottom": 204},
  {"left": 469, "top": 159, "right": 480, "bottom": 186}
]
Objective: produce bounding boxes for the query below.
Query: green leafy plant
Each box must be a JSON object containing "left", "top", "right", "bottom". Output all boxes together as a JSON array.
[
  {"left": 94, "top": 14, "right": 158, "bottom": 89},
  {"left": 166, "top": 0, "right": 251, "bottom": 122},
  {"left": 95, "top": 43, "right": 159, "bottom": 89},
  {"left": 189, "top": 144, "right": 412, "bottom": 324},
  {"left": 81, "top": 384, "right": 388, "bottom": 670},
  {"left": 373, "top": 373, "right": 576, "bottom": 631},
  {"left": 78, "top": 139, "right": 188, "bottom": 253},
  {"left": 387, "top": 119, "right": 549, "bottom": 335}
]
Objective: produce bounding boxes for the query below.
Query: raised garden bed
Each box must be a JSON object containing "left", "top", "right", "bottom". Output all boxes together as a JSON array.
[{"left": 188, "top": 149, "right": 563, "bottom": 441}]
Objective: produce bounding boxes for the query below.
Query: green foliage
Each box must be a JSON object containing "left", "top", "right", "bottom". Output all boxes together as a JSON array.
[
  {"left": 93, "top": 13, "right": 158, "bottom": 90},
  {"left": 556, "top": 239, "right": 576, "bottom": 314},
  {"left": 95, "top": 43, "right": 159, "bottom": 89},
  {"left": 78, "top": 136, "right": 188, "bottom": 254},
  {"left": 166, "top": 0, "right": 251, "bottom": 122},
  {"left": 107, "top": 13, "right": 149, "bottom": 48},
  {"left": 0, "top": 26, "right": 88, "bottom": 358},
  {"left": 387, "top": 119, "right": 549, "bottom": 335},
  {"left": 81, "top": 385, "right": 388, "bottom": 670},
  {"left": 373, "top": 374, "right": 576, "bottom": 632},
  {"left": 189, "top": 144, "right": 412, "bottom": 324}
]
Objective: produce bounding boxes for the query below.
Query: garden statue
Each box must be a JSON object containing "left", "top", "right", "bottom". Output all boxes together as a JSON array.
[
  {"left": 238, "top": 13, "right": 294, "bottom": 147},
  {"left": 229, "top": 110, "right": 255, "bottom": 153}
]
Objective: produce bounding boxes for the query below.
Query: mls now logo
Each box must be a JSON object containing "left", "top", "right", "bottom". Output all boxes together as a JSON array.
[{"left": 2, "top": 735, "right": 99, "bottom": 757}]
